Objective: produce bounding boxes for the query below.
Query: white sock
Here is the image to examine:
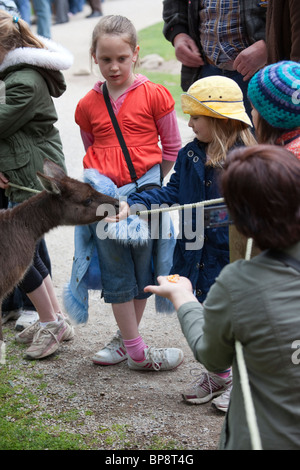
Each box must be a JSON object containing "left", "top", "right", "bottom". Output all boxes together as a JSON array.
[{"left": 40, "top": 318, "right": 58, "bottom": 327}]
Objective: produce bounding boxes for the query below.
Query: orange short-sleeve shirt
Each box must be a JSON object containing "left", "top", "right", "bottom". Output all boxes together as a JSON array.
[{"left": 75, "top": 79, "right": 175, "bottom": 187}]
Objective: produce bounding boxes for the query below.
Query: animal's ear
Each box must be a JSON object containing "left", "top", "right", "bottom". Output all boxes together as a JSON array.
[
  {"left": 42, "top": 159, "right": 67, "bottom": 180},
  {"left": 37, "top": 173, "right": 62, "bottom": 195},
  {"left": 36, "top": 160, "right": 67, "bottom": 194}
]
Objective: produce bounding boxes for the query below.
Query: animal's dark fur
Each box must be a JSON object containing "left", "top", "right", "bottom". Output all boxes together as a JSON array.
[{"left": 0, "top": 160, "right": 119, "bottom": 341}]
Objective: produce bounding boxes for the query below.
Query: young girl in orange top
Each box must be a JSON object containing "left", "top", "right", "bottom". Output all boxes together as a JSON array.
[{"left": 75, "top": 15, "right": 183, "bottom": 371}]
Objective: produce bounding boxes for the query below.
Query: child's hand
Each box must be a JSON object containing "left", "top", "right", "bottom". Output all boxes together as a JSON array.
[
  {"left": 104, "top": 200, "right": 130, "bottom": 223},
  {"left": 144, "top": 275, "right": 197, "bottom": 311},
  {"left": 0, "top": 172, "right": 9, "bottom": 189}
]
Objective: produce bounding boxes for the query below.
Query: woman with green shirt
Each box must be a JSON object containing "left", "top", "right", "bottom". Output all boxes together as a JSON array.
[{"left": 145, "top": 144, "right": 300, "bottom": 450}]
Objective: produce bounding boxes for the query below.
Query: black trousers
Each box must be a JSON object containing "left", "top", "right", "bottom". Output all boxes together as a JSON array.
[{"left": 87, "top": 0, "right": 103, "bottom": 13}]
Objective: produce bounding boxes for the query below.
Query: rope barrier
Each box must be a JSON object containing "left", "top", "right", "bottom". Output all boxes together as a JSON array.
[
  {"left": 8, "top": 183, "right": 41, "bottom": 194},
  {"left": 235, "top": 237, "right": 262, "bottom": 450},
  {"left": 7, "top": 186, "right": 224, "bottom": 212},
  {"left": 136, "top": 197, "right": 225, "bottom": 216},
  {"left": 235, "top": 340, "right": 262, "bottom": 450}
]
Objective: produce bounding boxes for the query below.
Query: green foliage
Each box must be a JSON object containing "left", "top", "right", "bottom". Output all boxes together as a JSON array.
[
  {"left": 138, "top": 22, "right": 175, "bottom": 61},
  {"left": 137, "top": 22, "right": 184, "bottom": 117},
  {"left": 0, "top": 343, "right": 88, "bottom": 450}
]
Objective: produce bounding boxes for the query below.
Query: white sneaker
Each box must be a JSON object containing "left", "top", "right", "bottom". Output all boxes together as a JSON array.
[
  {"left": 127, "top": 346, "right": 184, "bottom": 371},
  {"left": 15, "top": 310, "right": 39, "bottom": 331},
  {"left": 92, "top": 331, "right": 127, "bottom": 365},
  {"left": 211, "top": 385, "right": 232, "bottom": 412}
]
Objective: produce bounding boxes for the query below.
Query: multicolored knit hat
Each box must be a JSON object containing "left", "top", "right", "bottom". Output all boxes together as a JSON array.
[{"left": 248, "top": 61, "right": 300, "bottom": 129}]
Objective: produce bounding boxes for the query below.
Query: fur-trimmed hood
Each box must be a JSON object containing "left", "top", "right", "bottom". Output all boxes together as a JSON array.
[
  {"left": 0, "top": 36, "right": 73, "bottom": 72},
  {"left": 0, "top": 37, "right": 73, "bottom": 97}
]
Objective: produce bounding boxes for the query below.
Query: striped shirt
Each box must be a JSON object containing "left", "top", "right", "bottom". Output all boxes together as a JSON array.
[{"left": 199, "top": 0, "right": 250, "bottom": 67}]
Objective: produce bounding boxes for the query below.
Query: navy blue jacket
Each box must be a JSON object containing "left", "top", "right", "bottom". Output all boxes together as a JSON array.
[{"left": 128, "top": 138, "right": 229, "bottom": 302}]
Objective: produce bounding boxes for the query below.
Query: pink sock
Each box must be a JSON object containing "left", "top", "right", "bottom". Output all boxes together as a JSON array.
[
  {"left": 216, "top": 368, "right": 231, "bottom": 378},
  {"left": 123, "top": 336, "right": 148, "bottom": 362}
]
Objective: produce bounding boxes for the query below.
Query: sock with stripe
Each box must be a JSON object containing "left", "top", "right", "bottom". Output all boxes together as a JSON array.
[
  {"left": 215, "top": 368, "right": 231, "bottom": 378},
  {"left": 123, "top": 336, "right": 148, "bottom": 362}
]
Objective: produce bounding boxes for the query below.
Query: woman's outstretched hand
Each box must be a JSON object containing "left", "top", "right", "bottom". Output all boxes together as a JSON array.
[{"left": 144, "top": 275, "right": 197, "bottom": 311}]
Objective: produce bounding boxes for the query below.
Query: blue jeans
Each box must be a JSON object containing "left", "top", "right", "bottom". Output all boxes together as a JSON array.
[
  {"left": 15, "top": 0, "right": 31, "bottom": 24},
  {"left": 199, "top": 64, "right": 252, "bottom": 120},
  {"left": 69, "top": 0, "right": 85, "bottom": 13},
  {"left": 32, "top": 0, "right": 51, "bottom": 39},
  {"left": 89, "top": 223, "right": 154, "bottom": 304}
]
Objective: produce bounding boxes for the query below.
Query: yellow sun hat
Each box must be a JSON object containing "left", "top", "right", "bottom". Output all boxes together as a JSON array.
[{"left": 181, "top": 76, "right": 252, "bottom": 126}]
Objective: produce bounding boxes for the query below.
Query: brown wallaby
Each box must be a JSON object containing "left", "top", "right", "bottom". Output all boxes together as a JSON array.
[{"left": 0, "top": 160, "right": 119, "bottom": 342}]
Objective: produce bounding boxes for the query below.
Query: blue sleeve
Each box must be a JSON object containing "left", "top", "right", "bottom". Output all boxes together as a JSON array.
[{"left": 128, "top": 152, "right": 183, "bottom": 210}]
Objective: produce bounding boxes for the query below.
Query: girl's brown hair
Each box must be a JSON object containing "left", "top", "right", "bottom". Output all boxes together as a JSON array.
[
  {"left": 206, "top": 117, "right": 256, "bottom": 167},
  {"left": 90, "top": 15, "right": 138, "bottom": 57},
  {"left": 0, "top": 10, "right": 45, "bottom": 54},
  {"left": 254, "top": 112, "right": 286, "bottom": 145},
  {"left": 221, "top": 145, "right": 300, "bottom": 250}
]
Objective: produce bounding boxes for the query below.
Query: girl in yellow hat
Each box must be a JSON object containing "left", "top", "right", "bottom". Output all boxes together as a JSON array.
[{"left": 113, "top": 75, "right": 256, "bottom": 410}]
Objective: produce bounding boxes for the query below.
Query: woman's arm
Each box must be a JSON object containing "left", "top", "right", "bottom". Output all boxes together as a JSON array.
[{"left": 145, "top": 272, "right": 235, "bottom": 373}]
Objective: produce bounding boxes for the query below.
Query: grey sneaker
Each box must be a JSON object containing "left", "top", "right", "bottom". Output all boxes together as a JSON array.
[
  {"left": 92, "top": 331, "right": 127, "bottom": 365},
  {"left": 57, "top": 314, "right": 75, "bottom": 341},
  {"left": 182, "top": 371, "right": 232, "bottom": 404},
  {"left": 15, "top": 314, "right": 74, "bottom": 345},
  {"left": 25, "top": 318, "right": 71, "bottom": 359},
  {"left": 212, "top": 385, "right": 232, "bottom": 412},
  {"left": 15, "top": 321, "right": 41, "bottom": 344},
  {"left": 127, "top": 346, "right": 184, "bottom": 371}
]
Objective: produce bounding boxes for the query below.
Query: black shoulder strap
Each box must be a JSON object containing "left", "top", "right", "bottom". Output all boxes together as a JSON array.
[
  {"left": 102, "top": 82, "right": 138, "bottom": 183},
  {"left": 267, "top": 249, "right": 300, "bottom": 273}
]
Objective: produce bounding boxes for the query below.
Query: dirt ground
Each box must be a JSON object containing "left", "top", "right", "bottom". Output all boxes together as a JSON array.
[{"left": 3, "top": 229, "right": 224, "bottom": 451}]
